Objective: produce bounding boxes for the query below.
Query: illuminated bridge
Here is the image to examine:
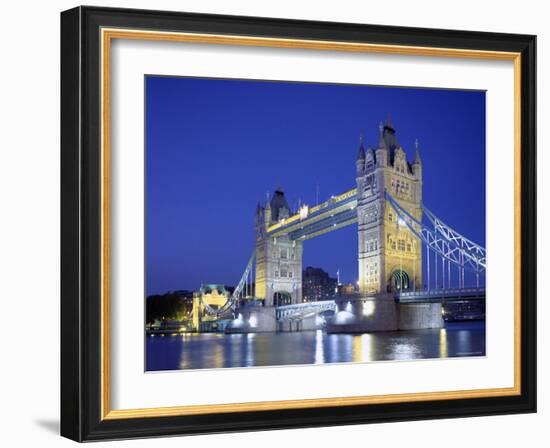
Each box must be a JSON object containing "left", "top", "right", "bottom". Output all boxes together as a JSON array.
[
  {"left": 198, "top": 120, "right": 487, "bottom": 333},
  {"left": 203, "top": 186, "right": 486, "bottom": 325}
]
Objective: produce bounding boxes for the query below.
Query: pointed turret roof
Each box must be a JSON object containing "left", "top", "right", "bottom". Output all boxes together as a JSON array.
[
  {"left": 414, "top": 138, "right": 422, "bottom": 164},
  {"left": 357, "top": 133, "right": 366, "bottom": 160},
  {"left": 357, "top": 144, "right": 366, "bottom": 160}
]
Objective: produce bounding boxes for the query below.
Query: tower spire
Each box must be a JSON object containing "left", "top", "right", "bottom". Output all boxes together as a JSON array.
[
  {"left": 414, "top": 138, "right": 421, "bottom": 164},
  {"left": 357, "top": 132, "right": 366, "bottom": 160}
]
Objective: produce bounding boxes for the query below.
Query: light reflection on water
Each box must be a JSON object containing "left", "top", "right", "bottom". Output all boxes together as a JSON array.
[
  {"left": 146, "top": 322, "right": 485, "bottom": 372},
  {"left": 314, "top": 330, "right": 324, "bottom": 364}
]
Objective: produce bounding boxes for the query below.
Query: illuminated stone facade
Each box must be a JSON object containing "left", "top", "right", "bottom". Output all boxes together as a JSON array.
[
  {"left": 356, "top": 121, "right": 423, "bottom": 294},
  {"left": 255, "top": 188, "right": 303, "bottom": 306},
  {"left": 192, "top": 284, "right": 230, "bottom": 330}
]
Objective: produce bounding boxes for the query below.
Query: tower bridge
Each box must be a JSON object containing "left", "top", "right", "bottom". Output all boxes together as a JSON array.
[{"left": 199, "top": 120, "right": 486, "bottom": 334}]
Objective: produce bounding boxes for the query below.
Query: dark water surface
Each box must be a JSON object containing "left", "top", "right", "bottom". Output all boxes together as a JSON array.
[{"left": 146, "top": 322, "right": 485, "bottom": 371}]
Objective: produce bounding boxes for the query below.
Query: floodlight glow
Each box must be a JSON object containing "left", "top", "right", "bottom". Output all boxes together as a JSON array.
[{"left": 362, "top": 301, "right": 375, "bottom": 316}]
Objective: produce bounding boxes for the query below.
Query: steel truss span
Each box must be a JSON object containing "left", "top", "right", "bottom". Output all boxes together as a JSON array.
[{"left": 385, "top": 191, "right": 486, "bottom": 288}]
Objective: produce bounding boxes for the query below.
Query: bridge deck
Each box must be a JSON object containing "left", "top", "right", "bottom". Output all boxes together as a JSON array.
[
  {"left": 275, "top": 300, "right": 336, "bottom": 321},
  {"left": 267, "top": 188, "right": 358, "bottom": 240}
]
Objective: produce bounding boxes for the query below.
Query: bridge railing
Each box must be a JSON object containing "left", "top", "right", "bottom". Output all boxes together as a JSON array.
[
  {"left": 397, "top": 287, "right": 485, "bottom": 297},
  {"left": 395, "top": 288, "right": 486, "bottom": 303},
  {"left": 276, "top": 300, "right": 336, "bottom": 311},
  {"left": 275, "top": 300, "right": 336, "bottom": 321}
]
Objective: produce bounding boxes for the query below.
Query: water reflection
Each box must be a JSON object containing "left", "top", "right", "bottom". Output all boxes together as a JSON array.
[
  {"left": 391, "top": 342, "right": 421, "bottom": 360},
  {"left": 352, "top": 334, "right": 373, "bottom": 362},
  {"left": 245, "top": 334, "right": 256, "bottom": 367},
  {"left": 439, "top": 329, "right": 448, "bottom": 358},
  {"left": 314, "top": 330, "right": 324, "bottom": 364},
  {"left": 147, "top": 322, "right": 485, "bottom": 371}
]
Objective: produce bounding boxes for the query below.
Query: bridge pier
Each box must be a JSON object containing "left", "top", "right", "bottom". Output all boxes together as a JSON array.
[
  {"left": 225, "top": 296, "right": 443, "bottom": 334},
  {"left": 300, "top": 315, "right": 325, "bottom": 331},
  {"left": 277, "top": 315, "right": 324, "bottom": 332},
  {"left": 399, "top": 303, "right": 443, "bottom": 330},
  {"left": 327, "top": 295, "right": 397, "bottom": 333},
  {"left": 278, "top": 320, "right": 300, "bottom": 332},
  {"left": 326, "top": 294, "right": 443, "bottom": 333}
]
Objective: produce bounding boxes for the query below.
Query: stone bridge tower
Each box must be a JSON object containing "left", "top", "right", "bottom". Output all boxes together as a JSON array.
[
  {"left": 356, "top": 121, "right": 423, "bottom": 295},
  {"left": 255, "top": 188, "right": 303, "bottom": 307}
]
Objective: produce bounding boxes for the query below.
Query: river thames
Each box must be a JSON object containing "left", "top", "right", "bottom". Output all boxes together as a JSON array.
[{"left": 146, "top": 321, "right": 485, "bottom": 371}]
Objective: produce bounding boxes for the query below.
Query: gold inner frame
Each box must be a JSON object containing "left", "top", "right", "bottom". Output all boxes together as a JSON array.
[{"left": 100, "top": 27, "right": 522, "bottom": 420}]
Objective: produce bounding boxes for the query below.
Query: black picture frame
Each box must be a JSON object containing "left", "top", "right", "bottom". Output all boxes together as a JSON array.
[{"left": 61, "top": 5, "right": 536, "bottom": 442}]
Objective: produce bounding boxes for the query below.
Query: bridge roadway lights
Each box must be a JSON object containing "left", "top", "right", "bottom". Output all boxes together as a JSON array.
[
  {"left": 326, "top": 294, "right": 443, "bottom": 334},
  {"left": 225, "top": 306, "right": 277, "bottom": 333}
]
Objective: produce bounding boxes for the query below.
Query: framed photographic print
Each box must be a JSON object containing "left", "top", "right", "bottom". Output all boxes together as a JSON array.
[{"left": 60, "top": 6, "right": 537, "bottom": 441}]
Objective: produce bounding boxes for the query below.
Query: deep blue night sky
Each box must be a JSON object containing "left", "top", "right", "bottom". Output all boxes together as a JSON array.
[{"left": 145, "top": 76, "right": 486, "bottom": 295}]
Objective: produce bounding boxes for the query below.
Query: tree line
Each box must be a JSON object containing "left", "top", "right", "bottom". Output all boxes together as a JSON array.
[{"left": 146, "top": 291, "right": 193, "bottom": 324}]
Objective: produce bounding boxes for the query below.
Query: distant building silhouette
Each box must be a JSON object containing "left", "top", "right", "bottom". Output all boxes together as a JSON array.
[{"left": 302, "top": 266, "right": 337, "bottom": 302}]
